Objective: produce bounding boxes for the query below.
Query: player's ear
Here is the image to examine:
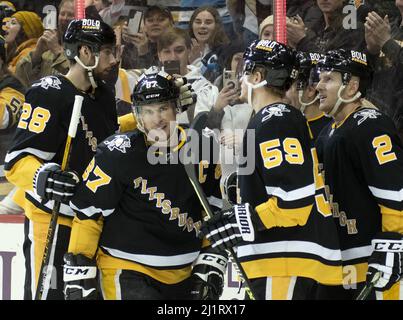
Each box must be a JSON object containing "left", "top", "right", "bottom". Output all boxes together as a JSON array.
[
  {"left": 346, "top": 76, "right": 360, "bottom": 98},
  {"left": 78, "top": 45, "right": 92, "bottom": 63}
]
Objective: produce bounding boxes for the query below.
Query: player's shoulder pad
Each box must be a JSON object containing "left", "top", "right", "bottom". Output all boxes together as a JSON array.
[
  {"left": 99, "top": 131, "right": 142, "bottom": 155},
  {"left": 30, "top": 76, "right": 64, "bottom": 92},
  {"left": 350, "top": 107, "right": 397, "bottom": 139}
]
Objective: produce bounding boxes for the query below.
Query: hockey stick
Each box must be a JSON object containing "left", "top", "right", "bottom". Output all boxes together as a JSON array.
[
  {"left": 35, "top": 95, "right": 83, "bottom": 300},
  {"left": 183, "top": 112, "right": 256, "bottom": 300},
  {"left": 355, "top": 271, "right": 381, "bottom": 300}
]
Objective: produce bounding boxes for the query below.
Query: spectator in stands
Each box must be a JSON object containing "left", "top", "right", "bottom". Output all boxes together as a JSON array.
[
  {"left": 0, "top": 35, "right": 24, "bottom": 214},
  {"left": 259, "top": 14, "right": 274, "bottom": 40},
  {"left": 364, "top": 0, "right": 403, "bottom": 141},
  {"left": 121, "top": 5, "right": 174, "bottom": 69},
  {"left": 286, "top": 0, "right": 366, "bottom": 53},
  {"left": 157, "top": 27, "right": 219, "bottom": 123},
  {"left": 0, "top": 1, "right": 15, "bottom": 37},
  {"left": 188, "top": 6, "right": 230, "bottom": 83},
  {"left": 98, "top": 0, "right": 125, "bottom": 27},
  {"left": 15, "top": 0, "right": 74, "bottom": 87},
  {"left": 4, "top": 11, "right": 44, "bottom": 73}
]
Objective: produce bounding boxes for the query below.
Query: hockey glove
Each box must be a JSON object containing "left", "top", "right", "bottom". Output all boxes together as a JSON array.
[
  {"left": 200, "top": 203, "right": 255, "bottom": 252},
  {"left": 366, "top": 232, "right": 403, "bottom": 291},
  {"left": 174, "top": 77, "right": 197, "bottom": 112},
  {"left": 63, "top": 253, "right": 98, "bottom": 300},
  {"left": 33, "top": 162, "right": 80, "bottom": 203},
  {"left": 190, "top": 250, "right": 228, "bottom": 300}
]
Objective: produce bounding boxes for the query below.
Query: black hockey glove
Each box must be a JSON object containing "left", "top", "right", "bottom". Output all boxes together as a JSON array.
[
  {"left": 174, "top": 77, "right": 197, "bottom": 112},
  {"left": 366, "top": 232, "right": 403, "bottom": 291},
  {"left": 63, "top": 253, "right": 98, "bottom": 300},
  {"left": 33, "top": 162, "right": 80, "bottom": 203},
  {"left": 190, "top": 250, "right": 228, "bottom": 300},
  {"left": 200, "top": 203, "right": 255, "bottom": 252}
]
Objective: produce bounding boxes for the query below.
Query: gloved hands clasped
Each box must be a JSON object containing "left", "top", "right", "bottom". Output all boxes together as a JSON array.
[
  {"left": 366, "top": 232, "right": 403, "bottom": 291},
  {"left": 200, "top": 203, "right": 256, "bottom": 251},
  {"left": 33, "top": 162, "right": 80, "bottom": 203}
]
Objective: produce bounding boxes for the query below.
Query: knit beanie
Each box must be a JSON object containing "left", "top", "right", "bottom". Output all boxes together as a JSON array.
[
  {"left": 12, "top": 11, "right": 44, "bottom": 39},
  {"left": 259, "top": 15, "right": 273, "bottom": 39}
]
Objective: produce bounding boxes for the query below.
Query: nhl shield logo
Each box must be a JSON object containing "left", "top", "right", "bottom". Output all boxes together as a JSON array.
[{"left": 104, "top": 135, "right": 131, "bottom": 153}]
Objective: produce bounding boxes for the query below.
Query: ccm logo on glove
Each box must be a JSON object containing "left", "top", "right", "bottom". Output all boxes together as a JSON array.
[
  {"left": 201, "top": 253, "right": 227, "bottom": 267},
  {"left": 372, "top": 239, "right": 403, "bottom": 252}
]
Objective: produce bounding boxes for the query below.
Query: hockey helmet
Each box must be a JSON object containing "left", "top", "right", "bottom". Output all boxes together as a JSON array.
[
  {"left": 295, "top": 51, "right": 323, "bottom": 90},
  {"left": 316, "top": 49, "right": 372, "bottom": 96},
  {"left": 243, "top": 39, "right": 297, "bottom": 91},
  {"left": 63, "top": 19, "right": 116, "bottom": 60}
]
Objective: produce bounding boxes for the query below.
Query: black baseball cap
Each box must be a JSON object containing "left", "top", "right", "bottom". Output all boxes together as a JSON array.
[{"left": 144, "top": 5, "right": 174, "bottom": 23}]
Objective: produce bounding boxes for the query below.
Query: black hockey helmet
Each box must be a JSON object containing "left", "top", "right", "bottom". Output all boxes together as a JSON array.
[
  {"left": 316, "top": 49, "right": 372, "bottom": 96},
  {"left": 63, "top": 19, "right": 116, "bottom": 60},
  {"left": 294, "top": 51, "right": 323, "bottom": 89},
  {"left": 132, "top": 68, "right": 180, "bottom": 107},
  {"left": 243, "top": 39, "right": 296, "bottom": 91}
]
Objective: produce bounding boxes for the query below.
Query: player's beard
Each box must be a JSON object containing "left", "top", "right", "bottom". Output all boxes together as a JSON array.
[{"left": 94, "top": 63, "right": 119, "bottom": 86}]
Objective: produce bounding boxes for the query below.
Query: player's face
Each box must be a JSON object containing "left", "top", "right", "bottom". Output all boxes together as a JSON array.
[
  {"left": 140, "top": 102, "right": 177, "bottom": 143},
  {"left": 4, "top": 17, "right": 20, "bottom": 43},
  {"left": 94, "top": 45, "right": 118, "bottom": 81},
  {"left": 317, "top": 0, "right": 344, "bottom": 14},
  {"left": 285, "top": 82, "right": 299, "bottom": 108},
  {"left": 192, "top": 10, "right": 216, "bottom": 44},
  {"left": 316, "top": 70, "right": 342, "bottom": 113},
  {"left": 158, "top": 38, "right": 189, "bottom": 76},
  {"left": 261, "top": 25, "right": 274, "bottom": 40}
]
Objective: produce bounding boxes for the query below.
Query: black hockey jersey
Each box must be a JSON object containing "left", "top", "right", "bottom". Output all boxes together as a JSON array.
[
  {"left": 238, "top": 103, "right": 343, "bottom": 285},
  {"left": 69, "top": 127, "right": 222, "bottom": 283},
  {"left": 4, "top": 75, "right": 119, "bottom": 218},
  {"left": 316, "top": 107, "right": 403, "bottom": 283},
  {"left": 307, "top": 113, "right": 332, "bottom": 142}
]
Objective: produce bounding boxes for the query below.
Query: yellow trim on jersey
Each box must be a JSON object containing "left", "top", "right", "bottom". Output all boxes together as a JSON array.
[
  {"left": 271, "top": 277, "right": 293, "bottom": 300},
  {"left": 306, "top": 121, "right": 314, "bottom": 140},
  {"left": 118, "top": 69, "right": 131, "bottom": 104},
  {"left": 380, "top": 205, "right": 403, "bottom": 234},
  {"left": 5, "top": 155, "right": 42, "bottom": 192},
  {"left": 68, "top": 216, "right": 104, "bottom": 259},
  {"left": 381, "top": 281, "right": 402, "bottom": 300},
  {"left": 99, "top": 268, "right": 120, "bottom": 300},
  {"left": 255, "top": 197, "right": 312, "bottom": 229},
  {"left": 241, "top": 257, "right": 343, "bottom": 285},
  {"left": 332, "top": 108, "right": 357, "bottom": 129},
  {"left": 307, "top": 113, "right": 326, "bottom": 122},
  {"left": 118, "top": 113, "right": 137, "bottom": 133},
  {"left": 96, "top": 249, "right": 192, "bottom": 285}
]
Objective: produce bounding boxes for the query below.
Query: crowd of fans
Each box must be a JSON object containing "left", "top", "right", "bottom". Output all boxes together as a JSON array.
[{"left": 0, "top": 0, "right": 402, "bottom": 214}]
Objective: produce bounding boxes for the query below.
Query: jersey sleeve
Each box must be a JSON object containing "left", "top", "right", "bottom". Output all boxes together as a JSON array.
[
  {"left": 352, "top": 114, "right": 403, "bottom": 234},
  {"left": 0, "top": 87, "right": 24, "bottom": 130},
  {"left": 69, "top": 135, "right": 129, "bottom": 221},
  {"left": 4, "top": 83, "right": 67, "bottom": 170},
  {"left": 239, "top": 115, "right": 316, "bottom": 230}
]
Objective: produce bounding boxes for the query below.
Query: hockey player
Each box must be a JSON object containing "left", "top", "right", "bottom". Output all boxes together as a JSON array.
[
  {"left": 62, "top": 70, "right": 228, "bottom": 300},
  {"left": 200, "top": 40, "right": 344, "bottom": 300},
  {"left": 4, "top": 19, "right": 119, "bottom": 300},
  {"left": 285, "top": 51, "right": 332, "bottom": 141},
  {"left": 314, "top": 49, "right": 403, "bottom": 299}
]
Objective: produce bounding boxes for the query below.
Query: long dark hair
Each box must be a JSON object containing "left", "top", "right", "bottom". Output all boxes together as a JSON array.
[{"left": 189, "top": 6, "right": 229, "bottom": 49}]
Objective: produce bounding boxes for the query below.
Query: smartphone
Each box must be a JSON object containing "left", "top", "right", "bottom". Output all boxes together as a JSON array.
[
  {"left": 163, "top": 60, "right": 181, "bottom": 76},
  {"left": 127, "top": 11, "right": 143, "bottom": 35},
  {"left": 223, "top": 69, "right": 239, "bottom": 90},
  {"left": 43, "top": 5, "right": 57, "bottom": 30}
]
